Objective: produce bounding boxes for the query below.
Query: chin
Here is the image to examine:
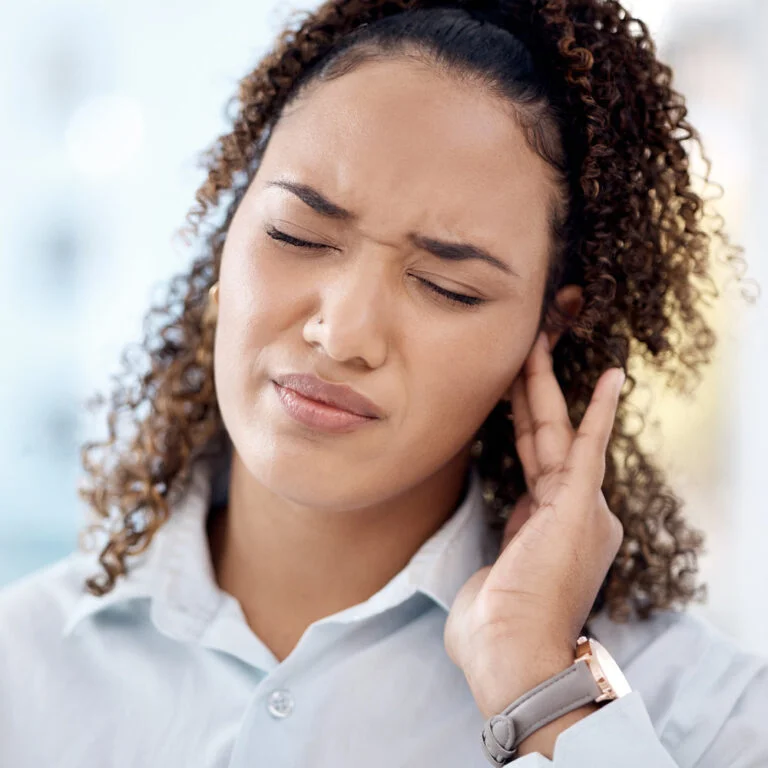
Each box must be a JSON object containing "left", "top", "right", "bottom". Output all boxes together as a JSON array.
[{"left": 237, "top": 441, "right": 386, "bottom": 511}]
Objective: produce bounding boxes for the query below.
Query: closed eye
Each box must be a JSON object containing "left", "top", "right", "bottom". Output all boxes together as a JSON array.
[
  {"left": 412, "top": 277, "right": 485, "bottom": 307},
  {"left": 265, "top": 225, "right": 331, "bottom": 250},
  {"left": 265, "top": 225, "right": 486, "bottom": 308}
]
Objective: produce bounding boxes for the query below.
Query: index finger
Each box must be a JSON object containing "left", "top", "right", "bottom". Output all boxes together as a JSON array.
[{"left": 564, "top": 367, "right": 625, "bottom": 488}]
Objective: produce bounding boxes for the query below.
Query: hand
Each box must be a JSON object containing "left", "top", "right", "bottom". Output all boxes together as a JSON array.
[{"left": 444, "top": 330, "right": 626, "bottom": 727}]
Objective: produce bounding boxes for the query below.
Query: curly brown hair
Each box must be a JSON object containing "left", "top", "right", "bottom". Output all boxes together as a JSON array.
[{"left": 77, "top": 0, "right": 755, "bottom": 625}]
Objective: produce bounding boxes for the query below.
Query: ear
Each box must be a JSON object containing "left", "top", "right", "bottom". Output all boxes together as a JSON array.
[
  {"left": 543, "top": 284, "right": 583, "bottom": 352},
  {"left": 501, "top": 284, "right": 583, "bottom": 402}
]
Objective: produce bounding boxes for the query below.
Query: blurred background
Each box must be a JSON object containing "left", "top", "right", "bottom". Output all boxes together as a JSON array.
[{"left": 0, "top": 0, "right": 766, "bottom": 655}]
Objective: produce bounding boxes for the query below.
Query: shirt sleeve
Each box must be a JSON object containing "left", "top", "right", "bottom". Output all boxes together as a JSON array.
[
  {"left": 505, "top": 753, "right": 552, "bottom": 766},
  {"left": 547, "top": 692, "right": 680, "bottom": 765}
]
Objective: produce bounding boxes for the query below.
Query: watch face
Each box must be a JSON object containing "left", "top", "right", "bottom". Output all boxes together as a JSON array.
[{"left": 591, "top": 639, "right": 632, "bottom": 697}]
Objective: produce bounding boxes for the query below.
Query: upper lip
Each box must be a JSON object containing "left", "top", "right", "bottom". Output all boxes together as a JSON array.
[{"left": 273, "top": 373, "right": 384, "bottom": 419}]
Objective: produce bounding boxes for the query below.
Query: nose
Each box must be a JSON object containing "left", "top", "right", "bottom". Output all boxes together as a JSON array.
[{"left": 302, "top": 253, "right": 391, "bottom": 369}]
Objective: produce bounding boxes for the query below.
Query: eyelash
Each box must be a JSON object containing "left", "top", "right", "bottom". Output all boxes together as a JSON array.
[{"left": 265, "top": 226, "right": 486, "bottom": 308}]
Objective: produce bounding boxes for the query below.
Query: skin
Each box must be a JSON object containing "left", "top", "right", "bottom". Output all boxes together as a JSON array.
[{"left": 208, "top": 56, "right": 589, "bottom": 748}]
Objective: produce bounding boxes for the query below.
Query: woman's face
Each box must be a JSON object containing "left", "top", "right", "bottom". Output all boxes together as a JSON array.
[{"left": 215, "top": 56, "right": 572, "bottom": 509}]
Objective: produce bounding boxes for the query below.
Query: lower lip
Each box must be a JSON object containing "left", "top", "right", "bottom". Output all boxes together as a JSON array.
[{"left": 272, "top": 381, "right": 378, "bottom": 433}]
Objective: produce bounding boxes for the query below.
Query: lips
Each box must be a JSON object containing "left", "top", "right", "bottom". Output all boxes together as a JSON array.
[{"left": 272, "top": 373, "right": 383, "bottom": 419}]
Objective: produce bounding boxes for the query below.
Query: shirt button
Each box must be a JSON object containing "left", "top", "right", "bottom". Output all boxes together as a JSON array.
[{"left": 267, "top": 689, "right": 295, "bottom": 719}]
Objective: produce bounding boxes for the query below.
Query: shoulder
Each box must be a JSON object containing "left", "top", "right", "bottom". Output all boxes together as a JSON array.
[
  {"left": 588, "top": 605, "right": 765, "bottom": 675},
  {"left": 588, "top": 606, "right": 720, "bottom": 663},
  {"left": 0, "top": 552, "right": 162, "bottom": 766},
  {"left": 0, "top": 551, "right": 94, "bottom": 645},
  {"left": 588, "top": 607, "right": 768, "bottom": 764},
  {"left": 0, "top": 549, "right": 155, "bottom": 711},
  {"left": 0, "top": 552, "right": 97, "bottom": 728}
]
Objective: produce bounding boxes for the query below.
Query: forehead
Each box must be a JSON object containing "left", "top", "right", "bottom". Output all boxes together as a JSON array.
[{"left": 258, "top": 57, "right": 556, "bottom": 272}]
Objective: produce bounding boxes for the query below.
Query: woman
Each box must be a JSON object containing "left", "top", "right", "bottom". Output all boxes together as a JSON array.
[{"left": 0, "top": 1, "right": 765, "bottom": 766}]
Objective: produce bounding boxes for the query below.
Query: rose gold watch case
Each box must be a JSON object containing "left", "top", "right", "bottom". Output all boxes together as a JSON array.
[{"left": 575, "top": 635, "right": 633, "bottom": 703}]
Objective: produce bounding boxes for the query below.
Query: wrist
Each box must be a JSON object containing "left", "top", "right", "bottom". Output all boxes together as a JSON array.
[
  {"left": 475, "top": 636, "right": 630, "bottom": 763},
  {"left": 472, "top": 647, "right": 577, "bottom": 720},
  {"left": 514, "top": 702, "right": 601, "bottom": 758},
  {"left": 474, "top": 646, "right": 605, "bottom": 762}
]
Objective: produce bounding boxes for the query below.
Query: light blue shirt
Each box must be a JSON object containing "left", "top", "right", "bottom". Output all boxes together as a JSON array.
[{"left": 1, "top": 457, "right": 766, "bottom": 767}]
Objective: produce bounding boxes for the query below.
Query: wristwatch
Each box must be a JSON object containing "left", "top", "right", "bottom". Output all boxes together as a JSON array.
[{"left": 480, "top": 635, "right": 632, "bottom": 765}]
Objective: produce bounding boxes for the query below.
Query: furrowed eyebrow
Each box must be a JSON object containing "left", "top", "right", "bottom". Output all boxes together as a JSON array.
[
  {"left": 410, "top": 234, "right": 519, "bottom": 277},
  {"left": 266, "top": 180, "right": 355, "bottom": 220},
  {"left": 265, "top": 179, "right": 520, "bottom": 278}
]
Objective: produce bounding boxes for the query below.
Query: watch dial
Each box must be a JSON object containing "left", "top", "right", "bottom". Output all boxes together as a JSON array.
[{"left": 592, "top": 639, "right": 632, "bottom": 697}]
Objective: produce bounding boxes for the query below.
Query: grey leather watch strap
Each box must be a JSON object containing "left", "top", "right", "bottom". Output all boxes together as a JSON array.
[{"left": 480, "top": 658, "right": 604, "bottom": 765}]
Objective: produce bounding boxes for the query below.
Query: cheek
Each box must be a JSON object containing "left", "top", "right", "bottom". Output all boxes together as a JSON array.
[
  {"left": 405, "top": 321, "right": 525, "bottom": 444},
  {"left": 218, "top": 239, "right": 303, "bottom": 354}
]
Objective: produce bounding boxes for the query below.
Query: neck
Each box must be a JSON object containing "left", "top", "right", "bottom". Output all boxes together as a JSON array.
[{"left": 207, "top": 447, "right": 474, "bottom": 663}]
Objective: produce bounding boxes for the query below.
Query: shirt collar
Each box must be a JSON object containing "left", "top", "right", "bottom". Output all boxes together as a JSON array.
[{"left": 63, "top": 456, "right": 498, "bottom": 640}]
